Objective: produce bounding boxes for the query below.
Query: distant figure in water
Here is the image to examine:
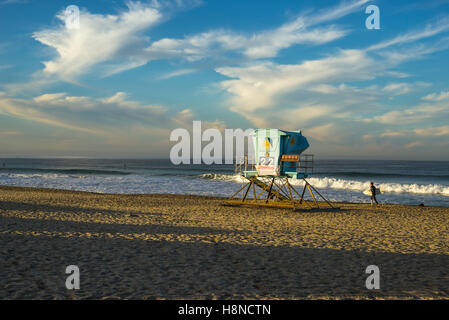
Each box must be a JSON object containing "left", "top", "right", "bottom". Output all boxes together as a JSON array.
[
  {"left": 123, "top": 161, "right": 127, "bottom": 170},
  {"left": 2, "top": 162, "right": 5, "bottom": 168},
  {"left": 370, "top": 182, "right": 379, "bottom": 206}
]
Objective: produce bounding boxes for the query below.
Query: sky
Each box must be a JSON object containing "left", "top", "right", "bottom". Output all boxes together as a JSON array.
[{"left": 0, "top": 0, "right": 449, "bottom": 160}]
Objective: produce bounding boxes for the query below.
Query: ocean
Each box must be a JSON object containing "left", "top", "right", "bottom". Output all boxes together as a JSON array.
[{"left": 0, "top": 158, "right": 448, "bottom": 207}]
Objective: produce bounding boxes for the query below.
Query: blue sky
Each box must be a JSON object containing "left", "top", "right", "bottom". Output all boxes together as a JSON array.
[{"left": 1, "top": 0, "right": 449, "bottom": 160}]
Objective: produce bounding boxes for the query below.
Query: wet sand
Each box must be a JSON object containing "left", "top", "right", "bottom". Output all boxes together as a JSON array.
[{"left": 0, "top": 186, "right": 448, "bottom": 299}]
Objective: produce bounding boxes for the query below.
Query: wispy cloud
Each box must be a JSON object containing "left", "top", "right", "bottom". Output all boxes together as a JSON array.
[
  {"left": 305, "top": 0, "right": 370, "bottom": 25},
  {"left": 367, "top": 101, "right": 449, "bottom": 125},
  {"left": 30, "top": 0, "right": 366, "bottom": 82},
  {"left": 214, "top": 10, "right": 449, "bottom": 132},
  {"left": 422, "top": 90, "right": 449, "bottom": 101},
  {"left": 0, "top": 0, "right": 29, "bottom": 6},
  {"left": 216, "top": 49, "right": 375, "bottom": 125},
  {"left": 383, "top": 82, "right": 431, "bottom": 96},
  {"left": 367, "top": 17, "right": 449, "bottom": 51},
  {"left": 0, "top": 130, "right": 22, "bottom": 135},
  {"left": 159, "top": 68, "right": 196, "bottom": 80},
  {"left": 33, "top": 2, "right": 164, "bottom": 81},
  {"left": 383, "top": 82, "right": 414, "bottom": 96},
  {"left": 146, "top": 21, "right": 347, "bottom": 62},
  {"left": 0, "top": 90, "right": 224, "bottom": 142},
  {"left": 4, "top": 0, "right": 449, "bottom": 158},
  {"left": 0, "top": 91, "right": 170, "bottom": 135},
  {"left": 145, "top": 0, "right": 368, "bottom": 62},
  {"left": 404, "top": 141, "right": 425, "bottom": 149},
  {"left": 414, "top": 125, "right": 449, "bottom": 136}
]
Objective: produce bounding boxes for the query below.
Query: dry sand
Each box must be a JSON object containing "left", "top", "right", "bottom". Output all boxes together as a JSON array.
[{"left": 0, "top": 186, "right": 448, "bottom": 300}]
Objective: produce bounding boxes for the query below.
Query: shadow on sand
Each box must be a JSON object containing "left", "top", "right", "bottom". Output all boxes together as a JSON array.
[{"left": 1, "top": 209, "right": 448, "bottom": 299}]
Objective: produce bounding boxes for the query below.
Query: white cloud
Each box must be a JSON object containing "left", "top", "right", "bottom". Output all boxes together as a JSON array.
[
  {"left": 380, "top": 130, "right": 407, "bottom": 137},
  {"left": 367, "top": 101, "right": 449, "bottom": 125},
  {"left": 33, "top": 2, "right": 164, "bottom": 81},
  {"left": 0, "top": 0, "right": 28, "bottom": 5},
  {"left": 404, "top": 141, "right": 425, "bottom": 149},
  {"left": 0, "top": 130, "right": 22, "bottom": 135},
  {"left": 367, "top": 17, "right": 449, "bottom": 51},
  {"left": 382, "top": 82, "right": 430, "bottom": 96},
  {"left": 159, "top": 68, "right": 196, "bottom": 80},
  {"left": 414, "top": 125, "right": 449, "bottom": 136},
  {"left": 383, "top": 83, "right": 413, "bottom": 95},
  {"left": 0, "top": 92, "right": 173, "bottom": 135},
  {"left": 33, "top": 93, "right": 68, "bottom": 104},
  {"left": 244, "top": 25, "right": 347, "bottom": 59},
  {"left": 422, "top": 90, "right": 449, "bottom": 101},
  {"left": 384, "top": 71, "right": 412, "bottom": 79},
  {"left": 214, "top": 12, "right": 449, "bottom": 135},
  {"left": 6, "top": 0, "right": 449, "bottom": 158},
  {"left": 308, "top": 83, "right": 381, "bottom": 101},
  {"left": 0, "top": 91, "right": 226, "bottom": 148},
  {"left": 305, "top": 0, "right": 370, "bottom": 26},
  {"left": 150, "top": 0, "right": 369, "bottom": 63},
  {"left": 148, "top": 0, "right": 372, "bottom": 62},
  {"left": 369, "top": 110, "right": 424, "bottom": 125},
  {"left": 30, "top": 0, "right": 368, "bottom": 82},
  {"left": 216, "top": 49, "right": 375, "bottom": 124},
  {"left": 171, "top": 108, "right": 194, "bottom": 127},
  {"left": 304, "top": 123, "right": 341, "bottom": 143},
  {"left": 171, "top": 108, "right": 226, "bottom": 131},
  {"left": 146, "top": 20, "right": 348, "bottom": 62}
]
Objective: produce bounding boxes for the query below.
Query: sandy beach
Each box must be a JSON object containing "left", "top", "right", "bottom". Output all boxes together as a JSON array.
[{"left": 0, "top": 185, "right": 448, "bottom": 300}]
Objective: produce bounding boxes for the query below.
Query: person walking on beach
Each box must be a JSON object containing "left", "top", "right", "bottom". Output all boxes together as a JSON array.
[{"left": 370, "top": 182, "right": 379, "bottom": 206}]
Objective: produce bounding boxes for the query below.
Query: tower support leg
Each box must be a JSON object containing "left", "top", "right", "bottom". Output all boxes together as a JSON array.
[
  {"left": 242, "top": 181, "right": 252, "bottom": 202},
  {"left": 265, "top": 177, "right": 275, "bottom": 203},
  {"left": 226, "top": 176, "right": 335, "bottom": 210}
]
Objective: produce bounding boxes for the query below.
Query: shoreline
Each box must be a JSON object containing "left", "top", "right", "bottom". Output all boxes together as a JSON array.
[
  {"left": 1, "top": 186, "right": 448, "bottom": 299},
  {"left": 1, "top": 185, "right": 447, "bottom": 209}
]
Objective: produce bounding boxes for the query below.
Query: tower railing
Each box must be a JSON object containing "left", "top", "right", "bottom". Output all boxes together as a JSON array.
[
  {"left": 287, "top": 154, "right": 314, "bottom": 176},
  {"left": 234, "top": 154, "right": 314, "bottom": 177}
]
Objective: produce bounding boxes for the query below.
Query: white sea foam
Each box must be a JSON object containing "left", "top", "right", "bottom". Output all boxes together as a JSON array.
[
  {"left": 199, "top": 173, "right": 246, "bottom": 183},
  {"left": 2, "top": 173, "right": 73, "bottom": 179},
  {"left": 304, "top": 177, "right": 449, "bottom": 196},
  {"left": 1, "top": 172, "right": 448, "bottom": 199},
  {"left": 199, "top": 174, "right": 449, "bottom": 196}
]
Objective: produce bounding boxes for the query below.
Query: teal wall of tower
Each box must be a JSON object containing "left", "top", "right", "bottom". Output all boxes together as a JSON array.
[{"left": 250, "top": 129, "right": 309, "bottom": 177}]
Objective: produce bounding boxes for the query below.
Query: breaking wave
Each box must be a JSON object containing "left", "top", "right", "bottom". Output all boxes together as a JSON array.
[
  {"left": 303, "top": 177, "right": 449, "bottom": 196},
  {"left": 199, "top": 173, "right": 246, "bottom": 182},
  {"left": 199, "top": 174, "right": 449, "bottom": 196}
]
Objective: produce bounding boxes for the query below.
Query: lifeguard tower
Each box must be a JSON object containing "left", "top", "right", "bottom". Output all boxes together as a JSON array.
[{"left": 226, "top": 129, "right": 334, "bottom": 210}]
